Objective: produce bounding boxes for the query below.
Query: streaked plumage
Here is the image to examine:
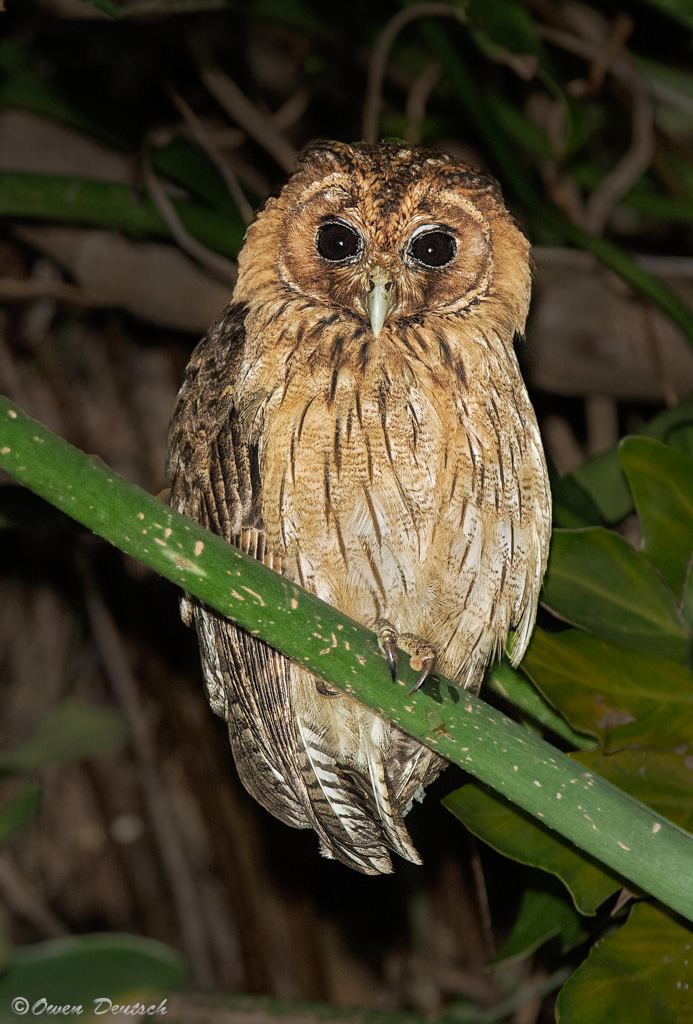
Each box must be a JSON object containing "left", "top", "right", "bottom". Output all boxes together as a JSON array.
[{"left": 167, "top": 141, "right": 551, "bottom": 874}]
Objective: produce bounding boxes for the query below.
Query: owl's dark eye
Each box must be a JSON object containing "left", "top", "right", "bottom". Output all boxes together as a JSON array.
[
  {"left": 407, "top": 229, "right": 456, "bottom": 268},
  {"left": 316, "top": 221, "right": 362, "bottom": 262}
]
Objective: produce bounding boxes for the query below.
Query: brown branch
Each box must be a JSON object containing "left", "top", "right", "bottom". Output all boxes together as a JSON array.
[
  {"left": 568, "top": 13, "right": 632, "bottom": 98},
  {"left": 584, "top": 61, "right": 655, "bottom": 234},
  {"left": 404, "top": 61, "right": 441, "bottom": 144},
  {"left": 0, "top": 277, "right": 99, "bottom": 307},
  {"left": 0, "top": 854, "right": 69, "bottom": 938},
  {"left": 362, "top": 3, "right": 459, "bottom": 144},
  {"left": 539, "top": 24, "right": 693, "bottom": 117},
  {"left": 541, "top": 415, "right": 585, "bottom": 474},
  {"left": 199, "top": 64, "right": 297, "bottom": 173},
  {"left": 468, "top": 835, "right": 495, "bottom": 961},
  {"left": 272, "top": 86, "right": 311, "bottom": 133}
]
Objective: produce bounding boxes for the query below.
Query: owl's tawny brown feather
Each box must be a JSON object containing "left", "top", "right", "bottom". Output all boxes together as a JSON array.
[{"left": 168, "top": 142, "right": 551, "bottom": 874}]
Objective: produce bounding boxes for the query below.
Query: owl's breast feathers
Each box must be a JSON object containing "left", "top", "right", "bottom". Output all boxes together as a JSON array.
[{"left": 168, "top": 299, "right": 550, "bottom": 873}]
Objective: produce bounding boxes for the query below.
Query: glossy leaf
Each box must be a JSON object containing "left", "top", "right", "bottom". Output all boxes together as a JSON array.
[
  {"left": 549, "top": 467, "right": 604, "bottom": 529},
  {"left": 570, "top": 402, "right": 693, "bottom": 523},
  {"left": 444, "top": 784, "right": 621, "bottom": 915},
  {"left": 556, "top": 903, "right": 693, "bottom": 1024},
  {"left": 487, "top": 661, "right": 593, "bottom": 750},
  {"left": 0, "top": 934, "right": 187, "bottom": 1015},
  {"left": 542, "top": 528, "right": 690, "bottom": 660},
  {"left": 0, "top": 699, "right": 129, "bottom": 775},
  {"left": 619, "top": 437, "right": 693, "bottom": 599},
  {"left": 522, "top": 628, "right": 693, "bottom": 749},
  {"left": 496, "top": 876, "right": 589, "bottom": 962}
]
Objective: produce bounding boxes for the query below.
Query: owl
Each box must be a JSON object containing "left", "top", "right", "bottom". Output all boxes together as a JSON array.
[{"left": 167, "top": 141, "right": 551, "bottom": 875}]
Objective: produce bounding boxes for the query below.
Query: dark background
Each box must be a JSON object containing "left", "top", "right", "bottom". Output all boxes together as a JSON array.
[{"left": 0, "top": 0, "right": 691, "bottom": 1020}]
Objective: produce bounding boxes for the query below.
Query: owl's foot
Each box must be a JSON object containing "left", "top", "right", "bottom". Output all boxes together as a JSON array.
[{"left": 375, "top": 619, "right": 436, "bottom": 694}]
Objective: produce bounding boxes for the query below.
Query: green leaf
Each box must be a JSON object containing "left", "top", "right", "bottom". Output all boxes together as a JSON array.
[
  {"left": 496, "top": 876, "right": 589, "bottom": 962},
  {"left": 619, "top": 438, "right": 693, "bottom": 599},
  {"left": 542, "top": 528, "right": 690, "bottom": 660},
  {"left": 0, "top": 934, "right": 187, "bottom": 1016},
  {"left": 0, "top": 172, "right": 243, "bottom": 260},
  {"left": 522, "top": 628, "right": 693, "bottom": 750},
  {"left": 556, "top": 903, "right": 693, "bottom": 1024},
  {"left": 444, "top": 784, "right": 621, "bottom": 915},
  {"left": 0, "top": 784, "right": 41, "bottom": 843},
  {"left": 570, "top": 451, "right": 634, "bottom": 524},
  {"left": 549, "top": 464, "right": 604, "bottom": 528},
  {"left": 466, "top": 0, "right": 542, "bottom": 57},
  {"left": 684, "top": 563, "right": 693, "bottom": 628},
  {"left": 571, "top": 402, "right": 693, "bottom": 523},
  {"left": 153, "top": 139, "right": 255, "bottom": 219},
  {"left": 487, "top": 661, "right": 593, "bottom": 751},
  {"left": 485, "top": 94, "right": 551, "bottom": 160},
  {"left": 0, "top": 699, "right": 129, "bottom": 775}
]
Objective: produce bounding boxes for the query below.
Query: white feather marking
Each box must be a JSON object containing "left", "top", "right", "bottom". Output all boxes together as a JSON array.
[{"left": 296, "top": 717, "right": 359, "bottom": 838}]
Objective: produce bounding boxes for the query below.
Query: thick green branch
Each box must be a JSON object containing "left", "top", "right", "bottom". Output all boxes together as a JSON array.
[{"left": 1, "top": 396, "right": 692, "bottom": 921}]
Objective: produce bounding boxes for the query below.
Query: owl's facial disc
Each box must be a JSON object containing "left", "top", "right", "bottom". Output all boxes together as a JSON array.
[{"left": 275, "top": 161, "right": 498, "bottom": 326}]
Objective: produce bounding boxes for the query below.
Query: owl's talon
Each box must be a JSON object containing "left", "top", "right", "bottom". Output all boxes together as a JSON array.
[
  {"left": 409, "top": 655, "right": 436, "bottom": 694},
  {"left": 376, "top": 620, "right": 435, "bottom": 689},
  {"left": 376, "top": 618, "right": 399, "bottom": 681},
  {"left": 399, "top": 632, "right": 436, "bottom": 693}
]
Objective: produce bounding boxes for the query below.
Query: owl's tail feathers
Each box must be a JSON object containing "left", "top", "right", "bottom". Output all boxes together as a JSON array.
[
  {"left": 296, "top": 716, "right": 399, "bottom": 874},
  {"left": 295, "top": 712, "right": 429, "bottom": 873}
]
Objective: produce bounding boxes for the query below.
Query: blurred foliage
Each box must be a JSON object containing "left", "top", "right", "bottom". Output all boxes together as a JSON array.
[{"left": 1, "top": 0, "right": 692, "bottom": 1021}]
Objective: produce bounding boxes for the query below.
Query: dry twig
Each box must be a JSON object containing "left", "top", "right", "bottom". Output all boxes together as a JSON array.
[
  {"left": 199, "top": 64, "right": 298, "bottom": 173},
  {"left": 0, "top": 277, "right": 99, "bottom": 307},
  {"left": 0, "top": 854, "right": 69, "bottom": 938},
  {"left": 540, "top": 24, "right": 693, "bottom": 117},
  {"left": 584, "top": 60, "right": 655, "bottom": 234},
  {"left": 405, "top": 62, "right": 441, "bottom": 143}
]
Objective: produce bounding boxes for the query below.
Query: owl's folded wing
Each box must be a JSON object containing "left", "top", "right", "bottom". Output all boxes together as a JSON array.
[{"left": 167, "top": 303, "right": 312, "bottom": 825}]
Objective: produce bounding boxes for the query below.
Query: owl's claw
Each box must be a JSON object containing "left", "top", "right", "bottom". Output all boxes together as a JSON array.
[
  {"left": 375, "top": 618, "right": 399, "bottom": 681},
  {"left": 375, "top": 619, "right": 436, "bottom": 692}
]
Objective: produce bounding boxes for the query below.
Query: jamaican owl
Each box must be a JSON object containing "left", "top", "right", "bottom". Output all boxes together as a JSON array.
[{"left": 167, "top": 141, "right": 551, "bottom": 874}]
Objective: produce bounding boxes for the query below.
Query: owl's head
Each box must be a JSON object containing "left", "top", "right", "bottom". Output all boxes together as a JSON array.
[{"left": 235, "top": 141, "right": 531, "bottom": 339}]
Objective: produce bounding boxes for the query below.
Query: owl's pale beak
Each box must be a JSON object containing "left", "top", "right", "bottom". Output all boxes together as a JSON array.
[{"left": 367, "top": 267, "right": 394, "bottom": 337}]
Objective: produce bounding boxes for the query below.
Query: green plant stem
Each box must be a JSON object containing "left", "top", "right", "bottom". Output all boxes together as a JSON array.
[{"left": 1, "top": 395, "right": 693, "bottom": 921}]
